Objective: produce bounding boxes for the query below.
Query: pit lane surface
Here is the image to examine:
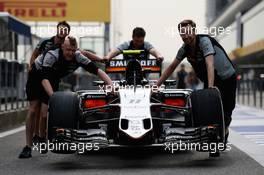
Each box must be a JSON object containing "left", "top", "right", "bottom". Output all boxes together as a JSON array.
[{"left": 0, "top": 128, "right": 263, "bottom": 175}]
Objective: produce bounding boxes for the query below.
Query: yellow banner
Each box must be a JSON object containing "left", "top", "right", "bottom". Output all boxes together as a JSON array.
[
  {"left": 229, "top": 39, "right": 264, "bottom": 60},
  {"left": 0, "top": 0, "right": 110, "bottom": 22}
]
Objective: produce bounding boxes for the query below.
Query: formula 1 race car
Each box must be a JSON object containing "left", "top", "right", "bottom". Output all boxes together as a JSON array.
[{"left": 47, "top": 50, "right": 226, "bottom": 157}]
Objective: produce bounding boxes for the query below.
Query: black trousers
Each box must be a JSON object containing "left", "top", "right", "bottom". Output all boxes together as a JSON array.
[
  {"left": 26, "top": 64, "right": 59, "bottom": 105},
  {"left": 214, "top": 74, "right": 237, "bottom": 127}
]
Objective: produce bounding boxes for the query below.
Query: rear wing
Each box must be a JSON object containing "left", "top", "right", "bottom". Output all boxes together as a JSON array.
[{"left": 105, "top": 58, "right": 162, "bottom": 75}]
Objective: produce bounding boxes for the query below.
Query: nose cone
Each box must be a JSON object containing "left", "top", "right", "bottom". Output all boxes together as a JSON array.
[
  {"left": 120, "top": 118, "right": 152, "bottom": 139},
  {"left": 118, "top": 88, "right": 153, "bottom": 139}
]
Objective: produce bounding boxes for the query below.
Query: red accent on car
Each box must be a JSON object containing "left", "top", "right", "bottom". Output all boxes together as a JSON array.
[
  {"left": 83, "top": 99, "right": 106, "bottom": 108},
  {"left": 165, "top": 98, "right": 186, "bottom": 107}
]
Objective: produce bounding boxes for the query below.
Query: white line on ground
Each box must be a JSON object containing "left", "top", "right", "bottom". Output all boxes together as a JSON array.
[
  {"left": 255, "top": 141, "right": 264, "bottom": 144},
  {"left": 231, "top": 119, "right": 264, "bottom": 126},
  {"left": 234, "top": 105, "right": 264, "bottom": 118},
  {"left": 230, "top": 129, "right": 264, "bottom": 167},
  {"left": 0, "top": 126, "right": 25, "bottom": 138},
  {"left": 250, "top": 139, "right": 264, "bottom": 142},
  {"left": 239, "top": 132, "right": 264, "bottom": 135},
  {"left": 245, "top": 135, "right": 264, "bottom": 138}
]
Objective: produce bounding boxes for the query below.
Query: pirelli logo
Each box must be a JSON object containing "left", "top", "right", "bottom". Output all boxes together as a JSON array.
[{"left": 0, "top": 1, "right": 67, "bottom": 18}]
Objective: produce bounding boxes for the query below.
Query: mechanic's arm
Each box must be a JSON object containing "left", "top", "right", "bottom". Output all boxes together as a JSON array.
[
  {"left": 40, "top": 52, "right": 57, "bottom": 97},
  {"left": 29, "top": 49, "right": 40, "bottom": 70},
  {"left": 149, "top": 48, "right": 164, "bottom": 61},
  {"left": 104, "top": 48, "right": 121, "bottom": 61},
  {"left": 199, "top": 37, "right": 215, "bottom": 88},
  {"left": 78, "top": 53, "right": 113, "bottom": 86},
  {"left": 41, "top": 79, "right": 54, "bottom": 97},
  {"left": 97, "top": 69, "right": 113, "bottom": 86},
  {"left": 205, "top": 54, "right": 215, "bottom": 88},
  {"left": 80, "top": 50, "right": 103, "bottom": 62},
  {"left": 157, "top": 58, "right": 181, "bottom": 86},
  {"left": 29, "top": 38, "right": 47, "bottom": 70}
]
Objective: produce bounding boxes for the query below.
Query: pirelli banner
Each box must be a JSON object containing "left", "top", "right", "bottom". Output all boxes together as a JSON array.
[{"left": 0, "top": 0, "right": 110, "bottom": 22}]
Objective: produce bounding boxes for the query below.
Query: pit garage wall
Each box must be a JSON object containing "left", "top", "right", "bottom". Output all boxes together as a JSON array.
[{"left": 216, "top": 0, "right": 264, "bottom": 56}]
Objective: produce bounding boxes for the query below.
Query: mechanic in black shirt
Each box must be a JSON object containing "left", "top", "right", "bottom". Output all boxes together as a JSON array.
[
  {"left": 103, "top": 27, "right": 164, "bottom": 61},
  {"left": 27, "top": 21, "right": 105, "bottom": 153},
  {"left": 29, "top": 21, "right": 71, "bottom": 70},
  {"left": 157, "top": 20, "right": 237, "bottom": 144},
  {"left": 26, "top": 21, "right": 71, "bottom": 151},
  {"left": 19, "top": 36, "right": 113, "bottom": 158}
]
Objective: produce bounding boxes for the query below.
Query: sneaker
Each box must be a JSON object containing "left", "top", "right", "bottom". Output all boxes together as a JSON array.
[
  {"left": 39, "top": 137, "right": 48, "bottom": 154},
  {"left": 223, "top": 128, "right": 229, "bottom": 150},
  {"left": 225, "top": 132, "right": 229, "bottom": 144},
  {"left": 18, "top": 146, "right": 32, "bottom": 159},
  {"left": 32, "top": 135, "right": 41, "bottom": 145}
]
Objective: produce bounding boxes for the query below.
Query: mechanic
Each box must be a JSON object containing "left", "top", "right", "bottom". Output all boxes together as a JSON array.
[
  {"left": 157, "top": 20, "right": 237, "bottom": 145},
  {"left": 19, "top": 36, "right": 113, "bottom": 158},
  {"left": 24, "top": 20, "right": 105, "bottom": 158},
  {"left": 23, "top": 21, "right": 71, "bottom": 157},
  {"left": 103, "top": 27, "right": 164, "bottom": 61}
]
